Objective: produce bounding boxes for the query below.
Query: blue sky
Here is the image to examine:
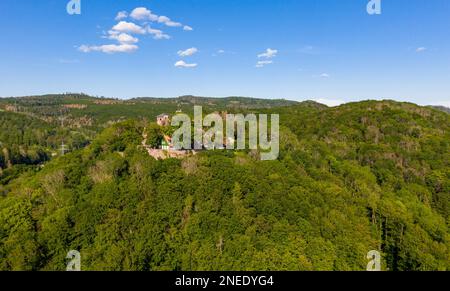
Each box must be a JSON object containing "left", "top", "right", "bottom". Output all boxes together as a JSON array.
[{"left": 0, "top": 0, "right": 449, "bottom": 106}]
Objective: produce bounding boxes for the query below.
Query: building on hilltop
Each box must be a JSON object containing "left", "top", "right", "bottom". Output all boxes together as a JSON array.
[{"left": 157, "top": 114, "right": 170, "bottom": 126}]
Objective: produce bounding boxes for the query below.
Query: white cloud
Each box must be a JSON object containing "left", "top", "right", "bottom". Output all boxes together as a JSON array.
[
  {"left": 314, "top": 98, "right": 345, "bottom": 107},
  {"left": 112, "top": 21, "right": 146, "bottom": 34},
  {"left": 298, "top": 45, "right": 318, "bottom": 55},
  {"left": 78, "top": 7, "right": 191, "bottom": 55},
  {"left": 178, "top": 47, "right": 198, "bottom": 57},
  {"left": 129, "top": 7, "right": 191, "bottom": 30},
  {"left": 258, "top": 48, "right": 278, "bottom": 59},
  {"left": 256, "top": 60, "right": 273, "bottom": 68},
  {"left": 212, "top": 49, "right": 233, "bottom": 57},
  {"left": 115, "top": 11, "right": 128, "bottom": 21},
  {"left": 175, "top": 60, "right": 198, "bottom": 68},
  {"left": 416, "top": 47, "right": 427, "bottom": 53},
  {"left": 130, "top": 7, "right": 158, "bottom": 21},
  {"left": 146, "top": 26, "right": 171, "bottom": 40},
  {"left": 108, "top": 32, "right": 139, "bottom": 44},
  {"left": 158, "top": 16, "right": 182, "bottom": 27},
  {"left": 83, "top": 28, "right": 141, "bottom": 54},
  {"left": 256, "top": 48, "right": 277, "bottom": 67},
  {"left": 79, "top": 44, "right": 138, "bottom": 54},
  {"left": 78, "top": 45, "right": 91, "bottom": 53},
  {"left": 319, "top": 73, "right": 330, "bottom": 78},
  {"left": 107, "top": 30, "right": 119, "bottom": 36}
]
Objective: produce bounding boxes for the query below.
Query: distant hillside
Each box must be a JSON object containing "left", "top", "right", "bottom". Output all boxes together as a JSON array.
[
  {"left": 132, "top": 95, "right": 299, "bottom": 109},
  {"left": 0, "top": 94, "right": 300, "bottom": 129},
  {"left": 430, "top": 105, "right": 450, "bottom": 114}
]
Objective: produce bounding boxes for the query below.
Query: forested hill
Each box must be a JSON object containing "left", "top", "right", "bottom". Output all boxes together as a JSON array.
[{"left": 0, "top": 99, "right": 448, "bottom": 271}]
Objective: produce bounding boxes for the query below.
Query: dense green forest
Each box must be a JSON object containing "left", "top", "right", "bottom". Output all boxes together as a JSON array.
[
  {"left": 0, "top": 95, "right": 448, "bottom": 270},
  {"left": 0, "top": 111, "right": 91, "bottom": 188}
]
